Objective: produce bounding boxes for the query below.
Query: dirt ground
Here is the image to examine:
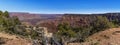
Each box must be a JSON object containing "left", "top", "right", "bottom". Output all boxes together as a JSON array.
[
  {"left": 68, "top": 28, "right": 120, "bottom": 45},
  {"left": 0, "top": 33, "right": 32, "bottom": 45}
]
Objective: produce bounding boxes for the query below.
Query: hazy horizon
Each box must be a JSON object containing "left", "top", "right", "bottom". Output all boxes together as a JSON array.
[{"left": 9, "top": 11, "right": 120, "bottom": 14}]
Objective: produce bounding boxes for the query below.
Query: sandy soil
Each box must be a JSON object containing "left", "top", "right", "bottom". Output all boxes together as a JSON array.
[{"left": 0, "top": 32, "right": 32, "bottom": 45}]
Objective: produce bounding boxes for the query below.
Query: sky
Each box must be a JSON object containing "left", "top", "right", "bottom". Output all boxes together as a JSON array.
[{"left": 0, "top": 0, "right": 120, "bottom": 14}]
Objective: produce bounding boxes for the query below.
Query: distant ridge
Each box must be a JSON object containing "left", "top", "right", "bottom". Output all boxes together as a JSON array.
[
  {"left": 8, "top": 12, "right": 120, "bottom": 32},
  {"left": 9, "top": 12, "right": 63, "bottom": 25}
]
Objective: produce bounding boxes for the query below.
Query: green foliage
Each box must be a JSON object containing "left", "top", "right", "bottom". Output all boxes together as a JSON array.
[
  {"left": 30, "top": 30, "right": 39, "bottom": 39},
  {"left": 0, "top": 10, "right": 38, "bottom": 39},
  {"left": 0, "top": 10, "right": 21, "bottom": 34},
  {"left": 112, "top": 18, "right": 120, "bottom": 27},
  {"left": 56, "top": 16, "right": 116, "bottom": 43},
  {"left": 12, "top": 16, "right": 21, "bottom": 25},
  {"left": 0, "top": 11, "right": 3, "bottom": 15},
  {"left": 57, "top": 23, "right": 76, "bottom": 38},
  {"left": 90, "top": 16, "right": 115, "bottom": 34},
  {"left": 3, "top": 11, "right": 9, "bottom": 18},
  {"left": 91, "top": 41, "right": 99, "bottom": 45}
]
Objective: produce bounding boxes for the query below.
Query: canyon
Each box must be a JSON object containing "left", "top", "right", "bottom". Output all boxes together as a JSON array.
[{"left": 10, "top": 12, "right": 120, "bottom": 33}]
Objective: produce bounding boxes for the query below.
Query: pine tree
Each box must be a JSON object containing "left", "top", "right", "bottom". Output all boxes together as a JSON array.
[
  {"left": 3, "top": 11, "right": 9, "bottom": 18},
  {"left": 0, "top": 11, "right": 3, "bottom": 15}
]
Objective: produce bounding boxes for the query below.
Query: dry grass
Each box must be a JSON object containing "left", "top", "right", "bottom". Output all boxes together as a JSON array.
[
  {"left": 68, "top": 27, "right": 120, "bottom": 45},
  {"left": 0, "top": 32, "right": 32, "bottom": 45}
]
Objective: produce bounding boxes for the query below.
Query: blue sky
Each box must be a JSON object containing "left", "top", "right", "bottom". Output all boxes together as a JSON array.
[{"left": 0, "top": 0, "right": 120, "bottom": 14}]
